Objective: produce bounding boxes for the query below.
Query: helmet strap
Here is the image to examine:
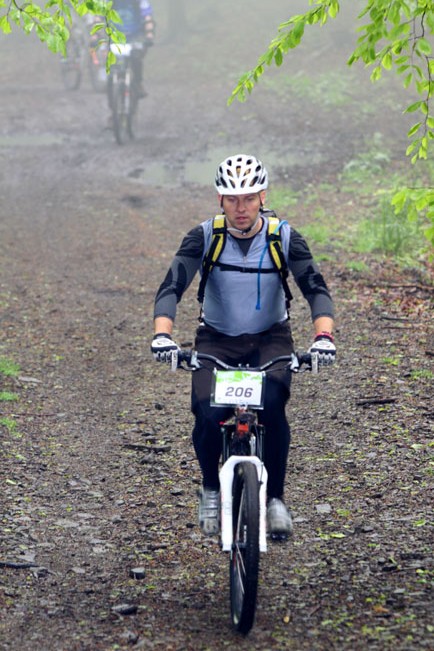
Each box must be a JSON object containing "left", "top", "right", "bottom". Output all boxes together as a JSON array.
[{"left": 226, "top": 214, "right": 261, "bottom": 237}]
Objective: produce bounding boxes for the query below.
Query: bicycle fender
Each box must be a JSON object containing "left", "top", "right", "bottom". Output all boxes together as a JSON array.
[{"left": 219, "top": 456, "right": 268, "bottom": 552}]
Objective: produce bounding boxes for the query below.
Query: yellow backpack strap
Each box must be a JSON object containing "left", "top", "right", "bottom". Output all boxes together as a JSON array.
[
  {"left": 197, "top": 215, "right": 227, "bottom": 303},
  {"left": 207, "top": 215, "right": 226, "bottom": 269},
  {"left": 266, "top": 214, "right": 293, "bottom": 309},
  {"left": 267, "top": 217, "right": 284, "bottom": 272}
]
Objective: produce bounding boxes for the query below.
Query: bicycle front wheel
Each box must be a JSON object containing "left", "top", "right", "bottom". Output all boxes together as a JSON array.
[
  {"left": 230, "top": 461, "right": 260, "bottom": 635},
  {"left": 127, "top": 77, "right": 139, "bottom": 140},
  {"left": 110, "top": 74, "right": 130, "bottom": 145}
]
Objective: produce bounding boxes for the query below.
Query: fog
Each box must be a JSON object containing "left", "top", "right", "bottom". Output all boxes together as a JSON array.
[{"left": 0, "top": 0, "right": 410, "bottom": 189}]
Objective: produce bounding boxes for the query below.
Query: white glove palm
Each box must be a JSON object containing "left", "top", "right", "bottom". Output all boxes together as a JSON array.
[
  {"left": 309, "top": 333, "right": 336, "bottom": 367},
  {"left": 151, "top": 334, "right": 181, "bottom": 363}
]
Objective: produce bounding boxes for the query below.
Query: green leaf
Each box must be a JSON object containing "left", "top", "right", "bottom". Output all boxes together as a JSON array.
[
  {"left": 396, "top": 64, "right": 409, "bottom": 75},
  {"left": 90, "top": 22, "right": 105, "bottom": 36},
  {"left": 403, "top": 72, "right": 413, "bottom": 89},
  {"left": 274, "top": 47, "right": 283, "bottom": 66},
  {"left": 381, "top": 51, "right": 392, "bottom": 70},
  {"left": 0, "top": 15, "right": 11, "bottom": 34},
  {"left": 406, "top": 140, "right": 418, "bottom": 155},
  {"left": 328, "top": 1, "right": 340, "bottom": 19},
  {"left": 107, "top": 49, "right": 116, "bottom": 70},
  {"left": 370, "top": 66, "right": 382, "bottom": 82},
  {"left": 405, "top": 101, "right": 422, "bottom": 114},
  {"left": 416, "top": 38, "right": 432, "bottom": 56},
  {"left": 407, "top": 122, "right": 422, "bottom": 137}
]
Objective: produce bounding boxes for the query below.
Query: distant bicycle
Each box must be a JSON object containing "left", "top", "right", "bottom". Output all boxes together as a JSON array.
[
  {"left": 60, "top": 22, "right": 108, "bottom": 93},
  {"left": 107, "top": 41, "right": 144, "bottom": 145},
  {"left": 175, "top": 348, "right": 318, "bottom": 635}
]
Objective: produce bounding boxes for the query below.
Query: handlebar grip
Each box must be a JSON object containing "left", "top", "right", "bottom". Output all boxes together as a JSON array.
[
  {"left": 170, "top": 349, "right": 179, "bottom": 372},
  {"left": 310, "top": 352, "right": 319, "bottom": 374}
]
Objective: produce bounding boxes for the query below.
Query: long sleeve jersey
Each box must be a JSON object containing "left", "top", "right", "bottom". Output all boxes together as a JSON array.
[{"left": 154, "top": 215, "right": 334, "bottom": 336}]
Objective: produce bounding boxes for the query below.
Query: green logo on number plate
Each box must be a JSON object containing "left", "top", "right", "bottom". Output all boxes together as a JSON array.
[{"left": 215, "top": 370, "right": 262, "bottom": 384}]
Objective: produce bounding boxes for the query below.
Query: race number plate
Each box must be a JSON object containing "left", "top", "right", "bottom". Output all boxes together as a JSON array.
[
  {"left": 211, "top": 370, "right": 265, "bottom": 409},
  {"left": 110, "top": 43, "right": 133, "bottom": 56}
]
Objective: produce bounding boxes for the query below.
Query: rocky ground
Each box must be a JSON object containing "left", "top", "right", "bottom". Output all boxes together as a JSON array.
[{"left": 0, "top": 2, "right": 433, "bottom": 649}]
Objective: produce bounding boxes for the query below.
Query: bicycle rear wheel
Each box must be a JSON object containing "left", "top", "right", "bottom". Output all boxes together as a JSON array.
[
  {"left": 88, "top": 45, "right": 108, "bottom": 93},
  {"left": 127, "top": 91, "right": 138, "bottom": 140},
  {"left": 230, "top": 461, "right": 260, "bottom": 635},
  {"left": 60, "top": 36, "right": 82, "bottom": 91},
  {"left": 126, "top": 74, "right": 140, "bottom": 140},
  {"left": 110, "top": 74, "right": 130, "bottom": 145}
]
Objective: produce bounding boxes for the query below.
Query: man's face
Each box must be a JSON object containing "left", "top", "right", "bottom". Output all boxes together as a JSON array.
[{"left": 220, "top": 191, "right": 266, "bottom": 233}]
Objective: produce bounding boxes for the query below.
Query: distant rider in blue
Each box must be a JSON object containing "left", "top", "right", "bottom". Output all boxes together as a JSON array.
[{"left": 112, "top": 0, "right": 154, "bottom": 96}]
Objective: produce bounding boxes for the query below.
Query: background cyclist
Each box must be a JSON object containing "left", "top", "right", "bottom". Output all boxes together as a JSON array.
[
  {"left": 151, "top": 154, "right": 335, "bottom": 539},
  {"left": 89, "top": 0, "right": 155, "bottom": 98}
]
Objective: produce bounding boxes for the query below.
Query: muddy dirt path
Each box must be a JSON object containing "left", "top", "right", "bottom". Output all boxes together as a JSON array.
[{"left": 1, "top": 3, "right": 433, "bottom": 650}]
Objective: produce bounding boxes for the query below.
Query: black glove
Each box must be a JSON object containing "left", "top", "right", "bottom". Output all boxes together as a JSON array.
[
  {"left": 151, "top": 333, "right": 180, "bottom": 363},
  {"left": 309, "top": 332, "right": 336, "bottom": 367}
]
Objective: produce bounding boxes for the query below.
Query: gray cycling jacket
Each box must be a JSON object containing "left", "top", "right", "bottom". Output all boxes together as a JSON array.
[
  {"left": 153, "top": 215, "right": 334, "bottom": 336},
  {"left": 199, "top": 215, "right": 289, "bottom": 335}
]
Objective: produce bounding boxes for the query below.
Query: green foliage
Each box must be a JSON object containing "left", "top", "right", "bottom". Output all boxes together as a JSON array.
[
  {"left": 355, "top": 195, "right": 428, "bottom": 258},
  {"left": 229, "top": 0, "right": 434, "bottom": 164},
  {"left": 0, "top": 391, "right": 19, "bottom": 401},
  {"left": 267, "top": 186, "right": 299, "bottom": 212},
  {"left": 410, "top": 369, "right": 434, "bottom": 381},
  {"left": 229, "top": 1, "right": 434, "bottom": 250},
  {"left": 339, "top": 133, "right": 391, "bottom": 187},
  {"left": 0, "top": 416, "right": 17, "bottom": 433},
  {"left": 299, "top": 222, "right": 332, "bottom": 247},
  {"left": 0, "top": 357, "right": 20, "bottom": 377},
  {"left": 392, "top": 185, "right": 434, "bottom": 250},
  {"left": 346, "top": 260, "right": 369, "bottom": 273},
  {"left": 263, "top": 70, "right": 355, "bottom": 107},
  {"left": 0, "top": 0, "right": 126, "bottom": 62}
]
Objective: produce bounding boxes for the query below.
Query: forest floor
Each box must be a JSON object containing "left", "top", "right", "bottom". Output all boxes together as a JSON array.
[{"left": 0, "top": 2, "right": 433, "bottom": 649}]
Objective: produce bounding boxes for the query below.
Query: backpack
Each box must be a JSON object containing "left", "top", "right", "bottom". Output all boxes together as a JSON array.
[
  {"left": 112, "top": 0, "right": 143, "bottom": 37},
  {"left": 197, "top": 210, "right": 293, "bottom": 308}
]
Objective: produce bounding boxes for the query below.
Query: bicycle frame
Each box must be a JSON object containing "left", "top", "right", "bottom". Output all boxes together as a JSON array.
[{"left": 175, "top": 349, "right": 316, "bottom": 551}]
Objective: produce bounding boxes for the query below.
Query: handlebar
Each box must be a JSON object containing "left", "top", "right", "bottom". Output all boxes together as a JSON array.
[{"left": 172, "top": 349, "right": 318, "bottom": 374}]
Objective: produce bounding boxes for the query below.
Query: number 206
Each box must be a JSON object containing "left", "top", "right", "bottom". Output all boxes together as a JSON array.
[{"left": 225, "top": 386, "right": 253, "bottom": 398}]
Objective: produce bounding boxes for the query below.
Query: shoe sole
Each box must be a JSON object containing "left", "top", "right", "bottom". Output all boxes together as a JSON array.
[{"left": 200, "top": 521, "right": 219, "bottom": 536}]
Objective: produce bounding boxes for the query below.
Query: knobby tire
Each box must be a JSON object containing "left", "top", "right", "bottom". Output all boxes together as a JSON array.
[
  {"left": 126, "top": 75, "right": 139, "bottom": 141},
  {"left": 230, "top": 461, "right": 260, "bottom": 635},
  {"left": 111, "top": 74, "right": 129, "bottom": 146}
]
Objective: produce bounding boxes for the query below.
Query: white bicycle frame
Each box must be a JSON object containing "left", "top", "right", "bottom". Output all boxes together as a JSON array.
[
  {"left": 171, "top": 349, "right": 318, "bottom": 553},
  {"left": 220, "top": 455, "right": 268, "bottom": 552}
]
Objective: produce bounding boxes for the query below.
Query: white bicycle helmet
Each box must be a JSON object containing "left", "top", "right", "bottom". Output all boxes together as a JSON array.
[{"left": 215, "top": 154, "right": 268, "bottom": 195}]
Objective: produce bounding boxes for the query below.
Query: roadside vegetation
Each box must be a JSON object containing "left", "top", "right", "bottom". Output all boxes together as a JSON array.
[
  {"left": 269, "top": 126, "right": 433, "bottom": 275},
  {"left": 0, "top": 355, "right": 24, "bottom": 478}
]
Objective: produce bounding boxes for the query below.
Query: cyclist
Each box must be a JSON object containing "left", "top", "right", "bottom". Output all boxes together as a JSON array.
[
  {"left": 91, "top": 0, "right": 154, "bottom": 98},
  {"left": 151, "top": 154, "right": 335, "bottom": 538}
]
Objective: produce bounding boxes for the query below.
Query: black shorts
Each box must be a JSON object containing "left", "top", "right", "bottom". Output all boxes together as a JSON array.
[{"left": 191, "top": 321, "right": 294, "bottom": 409}]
